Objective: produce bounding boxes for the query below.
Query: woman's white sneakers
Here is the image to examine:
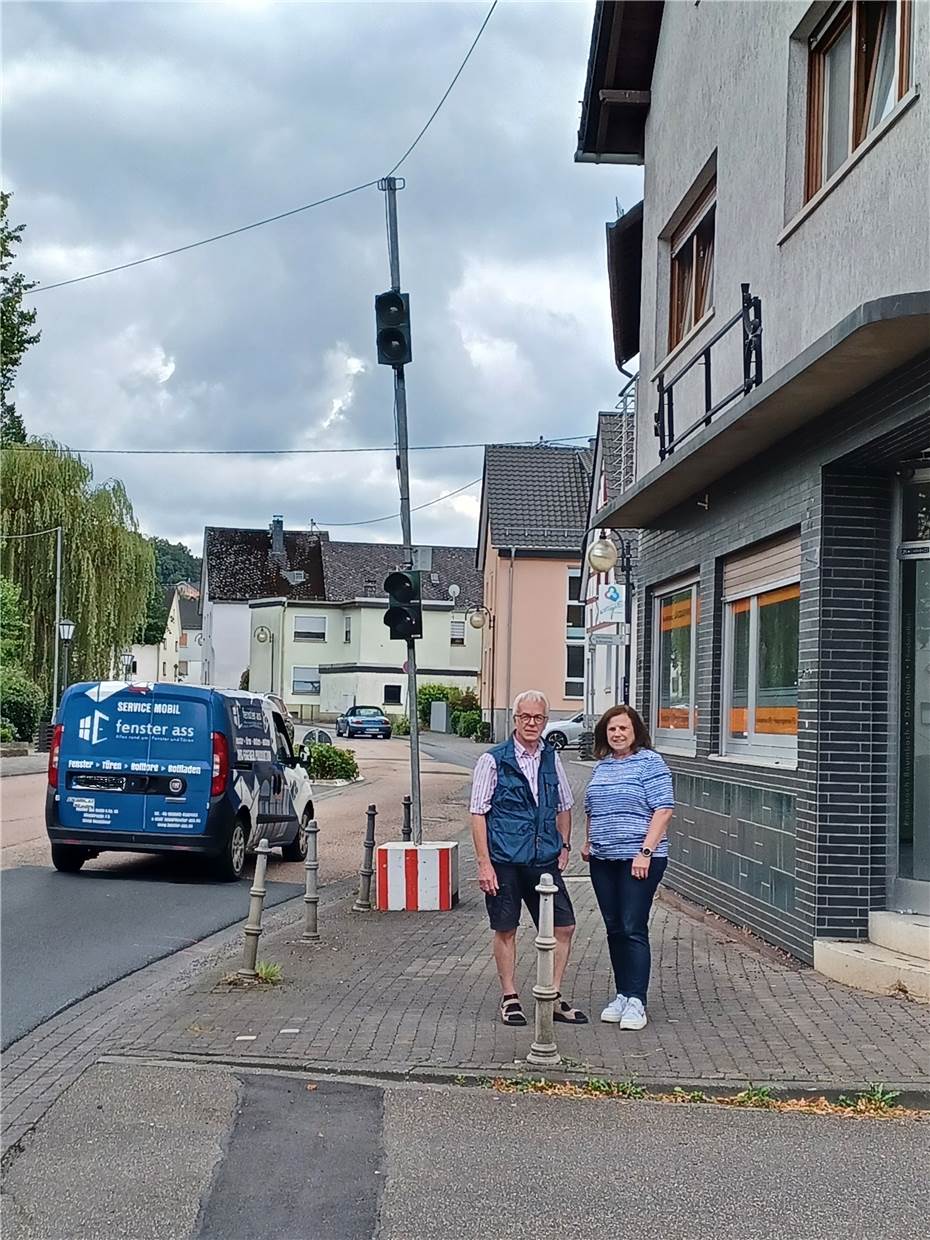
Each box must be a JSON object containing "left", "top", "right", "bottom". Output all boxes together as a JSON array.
[
  {"left": 619, "top": 998, "right": 647, "bottom": 1030},
  {"left": 600, "top": 994, "right": 647, "bottom": 1029},
  {"left": 600, "top": 993, "right": 628, "bottom": 1022}
]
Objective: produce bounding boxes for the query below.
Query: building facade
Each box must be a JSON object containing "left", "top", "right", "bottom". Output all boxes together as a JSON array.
[
  {"left": 577, "top": 0, "right": 929, "bottom": 967},
  {"left": 247, "top": 541, "right": 481, "bottom": 719},
  {"left": 476, "top": 444, "right": 593, "bottom": 739}
]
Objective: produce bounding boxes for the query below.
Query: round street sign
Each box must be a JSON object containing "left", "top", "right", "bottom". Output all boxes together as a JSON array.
[{"left": 402, "top": 661, "right": 409, "bottom": 673}]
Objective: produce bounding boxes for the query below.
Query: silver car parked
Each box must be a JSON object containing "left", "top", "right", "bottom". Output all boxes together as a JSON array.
[{"left": 542, "top": 712, "right": 586, "bottom": 750}]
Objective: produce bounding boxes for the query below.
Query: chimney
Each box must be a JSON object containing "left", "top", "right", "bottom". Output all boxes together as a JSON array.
[{"left": 269, "top": 515, "right": 286, "bottom": 567}]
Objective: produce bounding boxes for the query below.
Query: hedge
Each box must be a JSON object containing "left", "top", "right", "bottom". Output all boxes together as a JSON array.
[
  {"left": 0, "top": 666, "right": 46, "bottom": 742},
  {"left": 299, "top": 744, "right": 360, "bottom": 781},
  {"left": 455, "top": 710, "right": 482, "bottom": 739}
]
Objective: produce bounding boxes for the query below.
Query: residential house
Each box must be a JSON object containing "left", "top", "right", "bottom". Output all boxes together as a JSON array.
[
  {"left": 476, "top": 443, "right": 593, "bottom": 740},
  {"left": 576, "top": 0, "right": 929, "bottom": 978},
  {"left": 200, "top": 516, "right": 325, "bottom": 689},
  {"left": 582, "top": 402, "right": 640, "bottom": 716},
  {"left": 248, "top": 541, "right": 482, "bottom": 720},
  {"left": 127, "top": 586, "right": 182, "bottom": 683},
  {"left": 175, "top": 582, "right": 203, "bottom": 684}
]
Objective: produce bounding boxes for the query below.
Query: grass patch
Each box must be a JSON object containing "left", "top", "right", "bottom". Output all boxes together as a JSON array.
[
  {"left": 255, "top": 961, "right": 283, "bottom": 985},
  {"left": 481, "top": 1076, "right": 924, "bottom": 1121}
]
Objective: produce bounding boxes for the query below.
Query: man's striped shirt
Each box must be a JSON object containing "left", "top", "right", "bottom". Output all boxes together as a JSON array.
[{"left": 583, "top": 749, "right": 674, "bottom": 860}]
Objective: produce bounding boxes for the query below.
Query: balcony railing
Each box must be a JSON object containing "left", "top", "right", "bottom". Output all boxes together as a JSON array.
[{"left": 655, "top": 284, "right": 763, "bottom": 461}]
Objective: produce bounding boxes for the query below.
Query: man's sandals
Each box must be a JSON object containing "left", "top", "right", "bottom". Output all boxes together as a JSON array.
[{"left": 499, "top": 992, "right": 588, "bottom": 1026}]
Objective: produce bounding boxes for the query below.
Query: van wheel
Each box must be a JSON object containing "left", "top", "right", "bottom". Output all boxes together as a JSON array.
[
  {"left": 51, "top": 844, "right": 89, "bottom": 873},
  {"left": 281, "top": 810, "right": 312, "bottom": 863},
  {"left": 213, "top": 818, "right": 247, "bottom": 881}
]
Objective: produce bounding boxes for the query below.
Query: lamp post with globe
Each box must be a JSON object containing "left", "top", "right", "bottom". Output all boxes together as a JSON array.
[
  {"left": 584, "top": 531, "right": 634, "bottom": 706},
  {"left": 467, "top": 605, "right": 496, "bottom": 741}
]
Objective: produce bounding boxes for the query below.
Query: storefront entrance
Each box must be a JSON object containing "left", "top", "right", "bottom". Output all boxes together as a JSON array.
[{"left": 895, "top": 473, "right": 930, "bottom": 913}]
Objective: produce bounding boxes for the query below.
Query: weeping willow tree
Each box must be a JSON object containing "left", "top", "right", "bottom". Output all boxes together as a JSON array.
[{"left": 0, "top": 440, "right": 154, "bottom": 694}]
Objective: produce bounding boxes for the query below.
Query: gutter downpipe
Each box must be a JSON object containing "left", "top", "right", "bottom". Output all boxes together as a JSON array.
[{"left": 505, "top": 546, "right": 516, "bottom": 728}]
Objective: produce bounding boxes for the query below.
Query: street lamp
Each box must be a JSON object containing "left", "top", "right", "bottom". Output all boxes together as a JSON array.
[
  {"left": 583, "top": 529, "right": 634, "bottom": 706},
  {"left": 58, "top": 619, "right": 76, "bottom": 693},
  {"left": 254, "top": 625, "right": 274, "bottom": 695},
  {"left": 121, "top": 649, "right": 134, "bottom": 681},
  {"left": 467, "top": 606, "right": 496, "bottom": 740}
]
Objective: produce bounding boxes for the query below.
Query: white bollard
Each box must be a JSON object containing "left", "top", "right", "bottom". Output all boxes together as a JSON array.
[
  {"left": 301, "top": 818, "right": 320, "bottom": 941},
  {"left": 526, "top": 871, "right": 561, "bottom": 1067},
  {"left": 238, "top": 837, "right": 271, "bottom": 978}
]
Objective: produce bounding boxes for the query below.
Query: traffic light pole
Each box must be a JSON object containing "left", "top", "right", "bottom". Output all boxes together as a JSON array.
[{"left": 380, "top": 175, "right": 423, "bottom": 846}]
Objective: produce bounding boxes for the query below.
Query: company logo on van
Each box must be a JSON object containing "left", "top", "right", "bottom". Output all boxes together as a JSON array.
[{"left": 78, "top": 710, "right": 109, "bottom": 745}]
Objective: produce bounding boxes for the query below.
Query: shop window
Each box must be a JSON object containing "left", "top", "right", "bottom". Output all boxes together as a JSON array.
[
  {"left": 652, "top": 581, "right": 698, "bottom": 747},
  {"left": 722, "top": 533, "right": 801, "bottom": 763}
]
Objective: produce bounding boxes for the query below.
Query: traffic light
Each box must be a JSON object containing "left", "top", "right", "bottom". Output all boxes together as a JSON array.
[
  {"left": 375, "top": 291, "right": 412, "bottom": 366},
  {"left": 383, "top": 570, "right": 422, "bottom": 640}
]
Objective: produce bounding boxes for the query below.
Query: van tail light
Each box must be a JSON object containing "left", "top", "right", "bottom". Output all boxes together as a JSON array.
[
  {"left": 48, "top": 724, "right": 64, "bottom": 789},
  {"left": 211, "top": 731, "right": 229, "bottom": 797}
]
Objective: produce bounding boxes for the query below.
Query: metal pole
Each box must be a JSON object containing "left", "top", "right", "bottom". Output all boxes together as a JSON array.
[
  {"left": 526, "top": 872, "right": 561, "bottom": 1067},
  {"left": 353, "top": 804, "right": 378, "bottom": 911},
  {"left": 402, "top": 795, "right": 412, "bottom": 843},
  {"left": 381, "top": 174, "right": 423, "bottom": 848},
  {"left": 301, "top": 819, "right": 320, "bottom": 941},
  {"left": 62, "top": 643, "right": 70, "bottom": 693},
  {"left": 52, "top": 527, "right": 62, "bottom": 716},
  {"left": 238, "top": 837, "right": 270, "bottom": 978},
  {"left": 622, "top": 539, "right": 633, "bottom": 706}
]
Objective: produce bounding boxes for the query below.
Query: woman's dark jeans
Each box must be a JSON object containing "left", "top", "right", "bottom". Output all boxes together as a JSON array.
[{"left": 589, "top": 856, "right": 668, "bottom": 1005}]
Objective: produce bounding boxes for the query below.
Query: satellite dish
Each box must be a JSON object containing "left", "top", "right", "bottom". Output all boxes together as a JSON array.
[{"left": 448, "top": 583, "right": 461, "bottom": 600}]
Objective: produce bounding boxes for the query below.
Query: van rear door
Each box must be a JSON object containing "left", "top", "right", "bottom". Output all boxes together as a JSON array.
[
  {"left": 56, "top": 682, "right": 211, "bottom": 836},
  {"left": 142, "top": 683, "right": 212, "bottom": 836}
]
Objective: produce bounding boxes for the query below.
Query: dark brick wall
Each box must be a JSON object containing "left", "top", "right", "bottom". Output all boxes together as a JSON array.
[{"left": 634, "top": 352, "right": 930, "bottom": 962}]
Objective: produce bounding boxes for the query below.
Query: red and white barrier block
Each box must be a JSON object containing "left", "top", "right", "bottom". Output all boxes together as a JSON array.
[{"left": 376, "top": 842, "right": 459, "bottom": 911}]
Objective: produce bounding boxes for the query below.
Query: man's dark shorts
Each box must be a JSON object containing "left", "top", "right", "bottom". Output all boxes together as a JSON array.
[{"left": 485, "top": 862, "right": 576, "bottom": 932}]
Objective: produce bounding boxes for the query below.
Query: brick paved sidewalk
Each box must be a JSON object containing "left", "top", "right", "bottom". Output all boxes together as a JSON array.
[{"left": 109, "top": 842, "right": 930, "bottom": 1091}]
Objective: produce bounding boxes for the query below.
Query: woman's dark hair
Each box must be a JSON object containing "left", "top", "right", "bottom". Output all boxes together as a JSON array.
[{"left": 593, "top": 705, "right": 652, "bottom": 759}]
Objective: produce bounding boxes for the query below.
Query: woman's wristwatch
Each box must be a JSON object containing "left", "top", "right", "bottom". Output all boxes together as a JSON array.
[{"left": 638, "top": 846, "right": 653, "bottom": 858}]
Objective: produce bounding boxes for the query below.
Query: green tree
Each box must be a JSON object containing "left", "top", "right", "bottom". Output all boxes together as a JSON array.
[
  {"left": 150, "top": 536, "right": 201, "bottom": 589},
  {"left": 1, "top": 192, "right": 40, "bottom": 446},
  {"left": 136, "top": 580, "right": 169, "bottom": 646},
  {"left": 0, "top": 575, "right": 27, "bottom": 665},
  {"left": 0, "top": 440, "right": 154, "bottom": 695}
]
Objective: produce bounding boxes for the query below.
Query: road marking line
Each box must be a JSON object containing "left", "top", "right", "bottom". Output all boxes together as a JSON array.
[
  {"left": 279, "top": 1028, "right": 300, "bottom": 1034},
  {"left": 235, "top": 1034, "right": 257, "bottom": 1042}
]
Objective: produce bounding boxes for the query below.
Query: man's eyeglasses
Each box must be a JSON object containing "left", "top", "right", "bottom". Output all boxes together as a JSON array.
[{"left": 515, "top": 713, "right": 547, "bottom": 725}]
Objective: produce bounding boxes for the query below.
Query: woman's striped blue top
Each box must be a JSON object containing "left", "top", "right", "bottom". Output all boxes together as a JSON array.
[{"left": 583, "top": 749, "right": 675, "bottom": 860}]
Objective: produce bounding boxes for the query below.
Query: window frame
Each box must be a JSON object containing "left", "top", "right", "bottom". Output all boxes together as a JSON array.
[
  {"left": 806, "top": 0, "right": 914, "bottom": 200},
  {"left": 651, "top": 578, "right": 699, "bottom": 753},
  {"left": 668, "top": 181, "right": 716, "bottom": 351},
  {"left": 293, "top": 614, "right": 327, "bottom": 643},
  {"left": 344, "top": 615, "right": 352, "bottom": 644},
  {"left": 383, "top": 684, "right": 402, "bottom": 705},
  {"left": 291, "top": 665, "right": 321, "bottom": 696},
  {"left": 721, "top": 575, "right": 800, "bottom": 764},
  {"left": 450, "top": 619, "right": 466, "bottom": 647},
  {"left": 565, "top": 641, "right": 585, "bottom": 700}
]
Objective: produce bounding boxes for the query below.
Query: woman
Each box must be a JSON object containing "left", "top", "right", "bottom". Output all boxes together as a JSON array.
[{"left": 581, "top": 705, "right": 674, "bottom": 1030}]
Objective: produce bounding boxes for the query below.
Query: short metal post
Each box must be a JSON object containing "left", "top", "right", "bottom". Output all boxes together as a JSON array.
[
  {"left": 301, "top": 819, "right": 320, "bottom": 941},
  {"left": 401, "top": 795, "right": 412, "bottom": 843},
  {"left": 526, "top": 872, "right": 561, "bottom": 1067},
  {"left": 238, "top": 837, "right": 270, "bottom": 978},
  {"left": 353, "top": 804, "right": 378, "bottom": 911}
]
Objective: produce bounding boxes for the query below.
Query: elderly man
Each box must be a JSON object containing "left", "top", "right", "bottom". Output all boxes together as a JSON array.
[{"left": 469, "top": 690, "right": 588, "bottom": 1027}]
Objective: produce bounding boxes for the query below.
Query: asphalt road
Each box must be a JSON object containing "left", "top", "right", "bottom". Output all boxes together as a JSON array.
[
  {"left": 4, "top": 1065, "right": 928, "bottom": 1240},
  {"left": 0, "top": 865, "right": 302, "bottom": 1049}
]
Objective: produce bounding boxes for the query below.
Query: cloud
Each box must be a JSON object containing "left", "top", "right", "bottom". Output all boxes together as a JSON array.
[{"left": 6, "top": 1, "right": 643, "bottom": 551}]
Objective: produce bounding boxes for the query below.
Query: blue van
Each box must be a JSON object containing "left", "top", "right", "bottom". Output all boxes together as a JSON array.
[{"left": 46, "top": 681, "right": 315, "bottom": 881}]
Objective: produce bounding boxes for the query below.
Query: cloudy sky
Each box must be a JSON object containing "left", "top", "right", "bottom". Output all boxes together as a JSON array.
[{"left": 5, "top": 0, "right": 642, "bottom": 554}]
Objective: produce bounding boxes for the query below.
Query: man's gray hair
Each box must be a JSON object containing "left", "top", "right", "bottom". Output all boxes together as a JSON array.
[{"left": 512, "top": 690, "right": 549, "bottom": 716}]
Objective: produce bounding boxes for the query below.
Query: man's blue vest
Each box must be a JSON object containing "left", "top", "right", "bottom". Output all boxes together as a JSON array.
[{"left": 485, "top": 735, "right": 563, "bottom": 866}]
